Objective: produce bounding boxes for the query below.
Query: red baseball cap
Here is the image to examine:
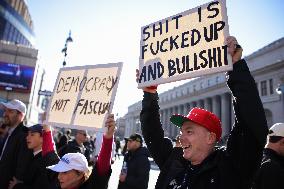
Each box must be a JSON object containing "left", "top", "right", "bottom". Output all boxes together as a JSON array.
[{"left": 170, "top": 107, "right": 222, "bottom": 141}]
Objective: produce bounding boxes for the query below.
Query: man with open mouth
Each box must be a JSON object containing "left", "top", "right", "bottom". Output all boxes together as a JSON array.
[{"left": 139, "top": 36, "right": 268, "bottom": 189}]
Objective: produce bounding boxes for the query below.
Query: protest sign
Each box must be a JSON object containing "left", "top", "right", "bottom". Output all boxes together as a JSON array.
[
  {"left": 138, "top": 0, "right": 231, "bottom": 88},
  {"left": 46, "top": 62, "right": 123, "bottom": 131}
]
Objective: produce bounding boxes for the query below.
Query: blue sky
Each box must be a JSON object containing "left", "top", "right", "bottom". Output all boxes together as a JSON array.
[{"left": 28, "top": 0, "right": 284, "bottom": 117}]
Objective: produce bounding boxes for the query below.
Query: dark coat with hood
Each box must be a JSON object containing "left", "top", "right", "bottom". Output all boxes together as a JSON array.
[
  {"left": 140, "top": 60, "right": 268, "bottom": 189},
  {"left": 118, "top": 146, "right": 150, "bottom": 189}
]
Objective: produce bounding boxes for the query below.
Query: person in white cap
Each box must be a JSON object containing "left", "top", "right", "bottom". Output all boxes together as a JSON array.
[
  {"left": 252, "top": 123, "right": 284, "bottom": 189},
  {"left": 0, "top": 99, "right": 33, "bottom": 189},
  {"left": 41, "top": 113, "right": 115, "bottom": 189}
]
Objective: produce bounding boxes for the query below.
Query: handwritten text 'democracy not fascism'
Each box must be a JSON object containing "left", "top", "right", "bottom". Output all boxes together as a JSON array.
[{"left": 56, "top": 76, "right": 118, "bottom": 96}]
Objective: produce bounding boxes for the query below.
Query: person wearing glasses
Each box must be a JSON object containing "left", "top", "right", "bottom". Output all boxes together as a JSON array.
[
  {"left": 0, "top": 100, "right": 33, "bottom": 189},
  {"left": 58, "top": 130, "right": 90, "bottom": 163},
  {"left": 118, "top": 133, "right": 150, "bottom": 189}
]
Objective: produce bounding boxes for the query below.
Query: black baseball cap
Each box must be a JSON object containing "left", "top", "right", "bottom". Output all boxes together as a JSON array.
[
  {"left": 125, "top": 133, "right": 143, "bottom": 143},
  {"left": 28, "top": 124, "right": 43, "bottom": 134}
]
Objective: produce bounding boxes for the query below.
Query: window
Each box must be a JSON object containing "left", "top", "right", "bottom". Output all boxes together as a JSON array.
[
  {"left": 269, "top": 79, "right": 274, "bottom": 94},
  {"left": 216, "top": 76, "right": 219, "bottom": 83},
  {"left": 261, "top": 81, "right": 267, "bottom": 96}
]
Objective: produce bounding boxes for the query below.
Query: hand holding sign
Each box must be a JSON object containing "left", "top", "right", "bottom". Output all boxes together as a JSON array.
[
  {"left": 104, "top": 114, "right": 116, "bottom": 139},
  {"left": 226, "top": 36, "right": 243, "bottom": 64},
  {"left": 136, "top": 69, "right": 157, "bottom": 93},
  {"left": 138, "top": 0, "right": 232, "bottom": 88},
  {"left": 46, "top": 63, "right": 123, "bottom": 131}
]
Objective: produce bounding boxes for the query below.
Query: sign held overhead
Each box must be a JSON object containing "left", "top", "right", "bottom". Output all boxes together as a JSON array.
[
  {"left": 138, "top": 0, "right": 231, "bottom": 88},
  {"left": 46, "top": 62, "right": 123, "bottom": 131}
]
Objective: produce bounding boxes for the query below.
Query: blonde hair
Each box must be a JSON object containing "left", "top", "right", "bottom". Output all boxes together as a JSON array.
[{"left": 75, "top": 167, "right": 93, "bottom": 183}]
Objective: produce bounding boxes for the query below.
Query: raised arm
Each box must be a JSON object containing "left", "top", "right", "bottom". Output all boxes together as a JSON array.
[
  {"left": 96, "top": 114, "right": 115, "bottom": 176},
  {"left": 42, "top": 124, "right": 60, "bottom": 165},
  {"left": 225, "top": 37, "right": 268, "bottom": 187},
  {"left": 139, "top": 81, "right": 173, "bottom": 168}
]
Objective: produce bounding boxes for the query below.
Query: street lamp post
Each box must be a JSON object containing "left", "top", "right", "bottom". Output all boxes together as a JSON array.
[{"left": 61, "top": 30, "right": 73, "bottom": 67}]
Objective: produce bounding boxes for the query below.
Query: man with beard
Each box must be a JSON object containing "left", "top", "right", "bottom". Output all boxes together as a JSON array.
[{"left": 0, "top": 99, "right": 33, "bottom": 189}]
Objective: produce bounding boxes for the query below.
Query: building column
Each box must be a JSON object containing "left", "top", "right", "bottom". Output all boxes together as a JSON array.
[
  {"left": 173, "top": 106, "right": 179, "bottom": 137},
  {"left": 212, "top": 95, "right": 221, "bottom": 119},
  {"left": 191, "top": 101, "right": 197, "bottom": 109},
  {"left": 170, "top": 107, "right": 174, "bottom": 138},
  {"left": 164, "top": 109, "right": 169, "bottom": 137},
  {"left": 135, "top": 116, "right": 141, "bottom": 133},
  {"left": 196, "top": 100, "right": 202, "bottom": 108},
  {"left": 131, "top": 117, "right": 136, "bottom": 135},
  {"left": 183, "top": 103, "right": 188, "bottom": 115},
  {"left": 204, "top": 97, "right": 212, "bottom": 112},
  {"left": 178, "top": 104, "right": 183, "bottom": 114},
  {"left": 160, "top": 109, "right": 164, "bottom": 130},
  {"left": 221, "top": 93, "right": 231, "bottom": 138},
  {"left": 176, "top": 105, "right": 180, "bottom": 136},
  {"left": 200, "top": 99, "right": 205, "bottom": 108}
]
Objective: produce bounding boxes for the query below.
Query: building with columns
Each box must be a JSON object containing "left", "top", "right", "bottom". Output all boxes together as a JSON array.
[{"left": 124, "top": 37, "right": 284, "bottom": 142}]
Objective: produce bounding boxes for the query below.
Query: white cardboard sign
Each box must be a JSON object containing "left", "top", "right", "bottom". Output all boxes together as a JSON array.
[
  {"left": 46, "top": 62, "right": 123, "bottom": 131},
  {"left": 138, "top": 0, "right": 231, "bottom": 88}
]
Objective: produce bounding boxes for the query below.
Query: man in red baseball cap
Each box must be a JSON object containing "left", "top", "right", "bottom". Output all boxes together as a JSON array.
[
  {"left": 139, "top": 36, "right": 268, "bottom": 189},
  {"left": 170, "top": 107, "right": 222, "bottom": 164}
]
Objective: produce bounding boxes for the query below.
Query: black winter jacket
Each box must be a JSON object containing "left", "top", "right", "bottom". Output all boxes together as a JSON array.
[
  {"left": 118, "top": 146, "right": 150, "bottom": 189},
  {"left": 58, "top": 139, "right": 86, "bottom": 157},
  {"left": 58, "top": 139, "right": 92, "bottom": 164},
  {"left": 13, "top": 152, "right": 54, "bottom": 189},
  {"left": 252, "top": 148, "right": 284, "bottom": 189},
  {"left": 140, "top": 60, "right": 268, "bottom": 189},
  {"left": 0, "top": 122, "right": 33, "bottom": 189}
]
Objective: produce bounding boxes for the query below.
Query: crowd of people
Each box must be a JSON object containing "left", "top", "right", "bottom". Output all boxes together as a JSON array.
[{"left": 0, "top": 36, "right": 283, "bottom": 189}]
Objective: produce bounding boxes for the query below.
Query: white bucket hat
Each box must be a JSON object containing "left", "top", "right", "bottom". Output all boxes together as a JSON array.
[
  {"left": 268, "top": 123, "right": 284, "bottom": 137},
  {"left": 0, "top": 99, "right": 26, "bottom": 115},
  {"left": 47, "top": 153, "right": 89, "bottom": 173}
]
